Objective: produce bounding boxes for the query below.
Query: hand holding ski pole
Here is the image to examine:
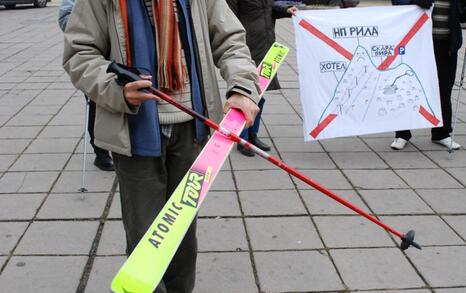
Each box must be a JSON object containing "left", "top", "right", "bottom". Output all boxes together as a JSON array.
[{"left": 123, "top": 75, "right": 161, "bottom": 106}]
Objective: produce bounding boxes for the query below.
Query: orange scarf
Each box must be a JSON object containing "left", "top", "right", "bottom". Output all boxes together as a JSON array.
[{"left": 152, "top": 0, "right": 188, "bottom": 91}]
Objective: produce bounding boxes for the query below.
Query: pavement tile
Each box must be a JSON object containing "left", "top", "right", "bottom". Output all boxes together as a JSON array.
[
  {"left": 424, "top": 151, "right": 466, "bottom": 168},
  {"left": 406, "top": 246, "right": 466, "bottom": 287},
  {"left": 380, "top": 216, "right": 464, "bottom": 246},
  {"left": 362, "top": 137, "right": 416, "bottom": 151},
  {"left": 25, "top": 138, "right": 79, "bottom": 154},
  {"left": 246, "top": 216, "right": 323, "bottom": 250},
  {"left": 378, "top": 151, "right": 437, "bottom": 169},
  {"left": 37, "top": 193, "right": 108, "bottom": 219},
  {"left": 321, "top": 138, "right": 371, "bottom": 152},
  {"left": 30, "top": 89, "right": 75, "bottom": 105},
  {"left": 15, "top": 221, "right": 98, "bottom": 255},
  {"left": 49, "top": 114, "right": 86, "bottom": 126},
  {"left": 52, "top": 171, "right": 115, "bottom": 193},
  {"left": 0, "top": 193, "right": 45, "bottom": 220},
  {"left": 198, "top": 218, "right": 248, "bottom": 252},
  {"left": 198, "top": 191, "right": 241, "bottom": 217},
  {"left": 0, "top": 222, "right": 28, "bottom": 254},
  {"left": 0, "top": 154, "right": 16, "bottom": 171},
  {"left": 229, "top": 151, "right": 278, "bottom": 170},
  {"left": 442, "top": 216, "right": 466, "bottom": 241},
  {"left": 343, "top": 170, "right": 408, "bottom": 189},
  {"left": 85, "top": 256, "right": 126, "bottom": 293},
  {"left": 0, "top": 256, "right": 87, "bottom": 293},
  {"left": 417, "top": 189, "right": 466, "bottom": 214},
  {"left": 293, "top": 169, "right": 353, "bottom": 190},
  {"left": 234, "top": 170, "right": 294, "bottom": 190},
  {"left": 210, "top": 170, "right": 235, "bottom": 191},
  {"left": 330, "top": 152, "right": 388, "bottom": 169},
  {"left": 0, "top": 171, "right": 59, "bottom": 193},
  {"left": 97, "top": 221, "right": 126, "bottom": 255},
  {"left": 64, "top": 153, "right": 101, "bottom": 171},
  {"left": 6, "top": 114, "right": 52, "bottom": 126},
  {"left": 359, "top": 189, "right": 434, "bottom": 215},
  {"left": 0, "top": 256, "right": 6, "bottom": 267},
  {"left": 262, "top": 113, "right": 302, "bottom": 125},
  {"left": 37, "top": 125, "right": 83, "bottom": 138},
  {"left": 314, "top": 216, "right": 394, "bottom": 248},
  {"left": 272, "top": 137, "right": 324, "bottom": 152},
  {"left": 280, "top": 152, "right": 336, "bottom": 169},
  {"left": 395, "top": 169, "right": 463, "bottom": 189},
  {"left": 254, "top": 251, "right": 344, "bottom": 292},
  {"left": 263, "top": 104, "right": 296, "bottom": 114},
  {"left": 194, "top": 252, "right": 257, "bottom": 293},
  {"left": 435, "top": 288, "right": 466, "bottom": 293},
  {"left": 446, "top": 168, "right": 466, "bottom": 185},
  {"left": 19, "top": 105, "right": 61, "bottom": 116},
  {"left": 10, "top": 153, "right": 70, "bottom": 171},
  {"left": 14, "top": 82, "right": 50, "bottom": 90},
  {"left": 267, "top": 125, "right": 304, "bottom": 137},
  {"left": 0, "top": 115, "right": 9, "bottom": 125},
  {"left": 360, "top": 131, "right": 396, "bottom": 138},
  {"left": 359, "top": 289, "right": 429, "bottom": 293},
  {"left": 411, "top": 137, "right": 455, "bottom": 151},
  {"left": 75, "top": 138, "right": 96, "bottom": 154},
  {"left": 107, "top": 193, "right": 122, "bottom": 219},
  {"left": 331, "top": 248, "right": 425, "bottom": 290},
  {"left": 302, "top": 189, "right": 371, "bottom": 215},
  {"left": 239, "top": 190, "right": 306, "bottom": 216},
  {"left": 0, "top": 126, "right": 41, "bottom": 139}
]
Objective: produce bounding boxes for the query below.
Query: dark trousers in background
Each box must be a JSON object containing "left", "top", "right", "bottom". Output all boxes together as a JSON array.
[
  {"left": 86, "top": 96, "right": 108, "bottom": 155},
  {"left": 396, "top": 40, "right": 457, "bottom": 141},
  {"left": 240, "top": 97, "right": 265, "bottom": 139},
  {"left": 113, "top": 121, "right": 202, "bottom": 293}
]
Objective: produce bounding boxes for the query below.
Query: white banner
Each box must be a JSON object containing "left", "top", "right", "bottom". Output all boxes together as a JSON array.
[{"left": 293, "top": 5, "right": 441, "bottom": 141}]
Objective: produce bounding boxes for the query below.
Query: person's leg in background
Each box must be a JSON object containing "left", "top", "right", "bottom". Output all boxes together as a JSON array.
[
  {"left": 237, "top": 97, "right": 270, "bottom": 156},
  {"left": 391, "top": 130, "right": 412, "bottom": 150},
  {"left": 87, "top": 95, "right": 114, "bottom": 170},
  {"left": 431, "top": 40, "right": 461, "bottom": 149}
]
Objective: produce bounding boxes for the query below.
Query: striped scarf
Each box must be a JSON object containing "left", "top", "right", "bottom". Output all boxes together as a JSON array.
[{"left": 152, "top": 0, "right": 188, "bottom": 91}]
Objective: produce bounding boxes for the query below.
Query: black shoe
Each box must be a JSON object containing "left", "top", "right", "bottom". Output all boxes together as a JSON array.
[
  {"left": 94, "top": 152, "right": 115, "bottom": 171},
  {"left": 237, "top": 144, "right": 255, "bottom": 157},
  {"left": 249, "top": 133, "right": 271, "bottom": 151}
]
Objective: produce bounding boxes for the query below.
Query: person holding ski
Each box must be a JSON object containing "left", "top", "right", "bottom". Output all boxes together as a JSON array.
[
  {"left": 390, "top": 0, "right": 465, "bottom": 150},
  {"left": 226, "top": 0, "right": 297, "bottom": 156},
  {"left": 62, "top": 0, "right": 260, "bottom": 292},
  {"left": 58, "top": 0, "right": 114, "bottom": 171}
]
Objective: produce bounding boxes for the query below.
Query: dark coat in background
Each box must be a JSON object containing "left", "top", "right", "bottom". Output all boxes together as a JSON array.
[
  {"left": 392, "top": 0, "right": 466, "bottom": 51},
  {"left": 226, "top": 0, "right": 290, "bottom": 90}
]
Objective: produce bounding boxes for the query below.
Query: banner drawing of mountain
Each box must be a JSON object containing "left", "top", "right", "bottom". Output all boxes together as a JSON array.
[{"left": 311, "top": 45, "right": 439, "bottom": 138}]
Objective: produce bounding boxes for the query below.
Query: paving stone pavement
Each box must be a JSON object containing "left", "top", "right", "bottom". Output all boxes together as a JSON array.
[{"left": 1, "top": 1, "right": 466, "bottom": 292}]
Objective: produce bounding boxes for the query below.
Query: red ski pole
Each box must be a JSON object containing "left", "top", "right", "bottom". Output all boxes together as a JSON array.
[{"left": 107, "top": 62, "right": 421, "bottom": 251}]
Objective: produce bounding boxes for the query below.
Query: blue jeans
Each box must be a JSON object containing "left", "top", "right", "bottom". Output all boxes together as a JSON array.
[{"left": 240, "top": 97, "right": 265, "bottom": 139}]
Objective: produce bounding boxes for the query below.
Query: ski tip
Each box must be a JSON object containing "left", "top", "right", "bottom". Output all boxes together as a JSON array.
[{"left": 400, "top": 230, "right": 422, "bottom": 251}]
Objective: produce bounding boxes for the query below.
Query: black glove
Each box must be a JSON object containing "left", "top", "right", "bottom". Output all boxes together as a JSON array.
[{"left": 410, "top": 0, "right": 434, "bottom": 9}]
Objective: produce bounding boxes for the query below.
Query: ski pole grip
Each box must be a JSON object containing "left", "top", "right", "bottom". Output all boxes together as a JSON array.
[{"left": 106, "top": 61, "right": 142, "bottom": 86}]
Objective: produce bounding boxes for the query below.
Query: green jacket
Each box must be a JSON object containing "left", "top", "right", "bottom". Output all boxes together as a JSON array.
[{"left": 63, "top": 0, "right": 260, "bottom": 156}]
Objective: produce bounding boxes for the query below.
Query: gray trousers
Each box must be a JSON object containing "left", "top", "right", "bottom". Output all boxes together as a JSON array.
[{"left": 113, "top": 121, "right": 203, "bottom": 293}]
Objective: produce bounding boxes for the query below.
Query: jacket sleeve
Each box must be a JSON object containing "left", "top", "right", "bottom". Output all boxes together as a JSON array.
[
  {"left": 57, "top": 0, "right": 75, "bottom": 32},
  {"left": 62, "top": 0, "right": 139, "bottom": 115},
  {"left": 207, "top": 0, "right": 261, "bottom": 104},
  {"left": 272, "top": 4, "right": 290, "bottom": 20}
]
